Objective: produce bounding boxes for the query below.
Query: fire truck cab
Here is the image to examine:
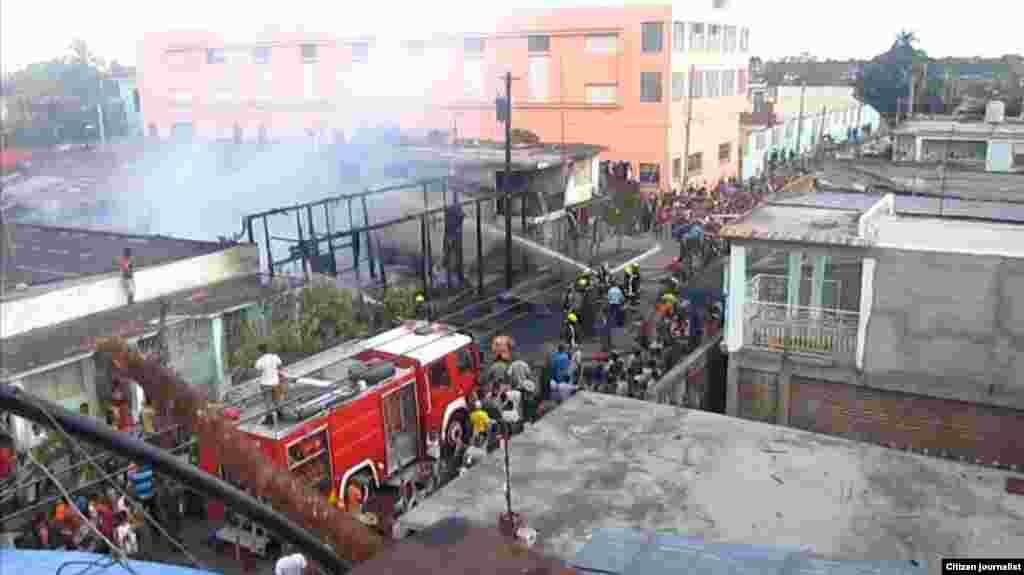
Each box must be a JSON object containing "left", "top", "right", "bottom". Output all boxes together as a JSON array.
[{"left": 203, "top": 321, "right": 479, "bottom": 523}]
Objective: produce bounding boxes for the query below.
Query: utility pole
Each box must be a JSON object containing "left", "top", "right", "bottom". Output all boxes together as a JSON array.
[
  {"left": 681, "top": 65, "right": 696, "bottom": 188},
  {"left": 794, "top": 80, "right": 806, "bottom": 164},
  {"left": 502, "top": 72, "right": 514, "bottom": 290}
]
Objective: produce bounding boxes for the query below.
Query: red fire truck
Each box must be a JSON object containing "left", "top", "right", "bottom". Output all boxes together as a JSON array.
[{"left": 200, "top": 321, "right": 480, "bottom": 532}]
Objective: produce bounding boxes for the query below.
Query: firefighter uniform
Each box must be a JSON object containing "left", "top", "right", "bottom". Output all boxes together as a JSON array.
[
  {"left": 624, "top": 264, "right": 641, "bottom": 303},
  {"left": 563, "top": 313, "right": 579, "bottom": 348},
  {"left": 414, "top": 293, "right": 429, "bottom": 320}
]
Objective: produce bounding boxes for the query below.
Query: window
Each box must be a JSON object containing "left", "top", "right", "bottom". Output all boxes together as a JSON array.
[
  {"left": 528, "top": 35, "right": 550, "bottom": 52},
  {"left": 673, "top": 157, "right": 682, "bottom": 181},
  {"left": 708, "top": 25, "right": 722, "bottom": 52},
  {"left": 352, "top": 42, "right": 369, "bottom": 63},
  {"left": 169, "top": 90, "right": 193, "bottom": 107},
  {"left": 528, "top": 56, "right": 550, "bottom": 101},
  {"left": 692, "top": 70, "right": 704, "bottom": 98},
  {"left": 738, "top": 69, "right": 747, "bottom": 95},
  {"left": 253, "top": 46, "right": 271, "bottom": 64},
  {"left": 639, "top": 163, "right": 660, "bottom": 184},
  {"left": 301, "top": 44, "right": 318, "bottom": 62},
  {"left": 705, "top": 70, "right": 720, "bottom": 97},
  {"left": 687, "top": 153, "right": 702, "bottom": 172},
  {"left": 585, "top": 33, "right": 618, "bottom": 54},
  {"left": 429, "top": 360, "right": 451, "bottom": 388},
  {"left": 640, "top": 72, "right": 662, "bottom": 102},
  {"left": 463, "top": 58, "right": 485, "bottom": 99},
  {"left": 722, "top": 70, "right": 735, "bottom": 97},
  {"left": 672, "top": 72, "right": 685, "bottom": 101},
  {"left": 673, "top": 22, "right": 686, "bottom": 52},
  {"left": 207, "top": 48, "right": 225, "bottom": 64},
  {"left": 724, "top": 26, "right": 737, "bottom": 53},
  {"left": 585, "top": 83, "right": 617, "bottom": 104},
  {"left": 464, "top": 37, "right": 485, "bottom": 55},
  {"left": 406, "top": 40, "right": 425, "bottom": 57},
  {"left": 456, "top": 348, "right": 476, "bottom": 372},
  {"left": 303, "top": 62, "right": 317, "bottom": 100},
  {"left": 255, "top": 69, "right": 273, "bottom": 101},
  {"left": 689, "top": 23, "right": 705, "bottom": 51},
  {"left": 719, "top": 142, "right": 731, "bottom": 162},
  {"left": 641, "top": 22, "right": 664, "bottom": 52},
  {"left": 740, "top": 28, "right": 750, "bottom": 52},
  {"left": 214, "top": 87, "right": 234, "bottom": 103}
]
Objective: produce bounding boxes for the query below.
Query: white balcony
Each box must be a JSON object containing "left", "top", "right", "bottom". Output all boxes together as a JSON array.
[{"left": 743, "top": 300, "right": 859, "bottom": 363}]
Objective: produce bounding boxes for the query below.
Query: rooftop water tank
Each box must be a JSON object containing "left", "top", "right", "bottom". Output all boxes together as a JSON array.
[{"left": 985, "top": 100, "right": 1005, "bottom": 124}]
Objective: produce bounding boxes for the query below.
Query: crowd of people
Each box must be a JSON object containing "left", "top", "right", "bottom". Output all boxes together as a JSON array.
[{"left": 17, "top": 486, "right": 145, "bottom": 557}]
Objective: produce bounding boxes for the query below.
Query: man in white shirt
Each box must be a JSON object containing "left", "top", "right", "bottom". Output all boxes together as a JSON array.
[
  {"left": 275, "top": 553, "right": 308, "bottom": 575},
  {"left": 255, "top": 344, "right": 285, "bottom": 426}
]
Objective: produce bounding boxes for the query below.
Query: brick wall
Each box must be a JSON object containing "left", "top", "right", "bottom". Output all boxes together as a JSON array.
[
  {"left": 738, "top": 369, "right": 777, "bottom": 423},
  {"left": 790, "top": 377, "right": 1024, "bottom": 469}
]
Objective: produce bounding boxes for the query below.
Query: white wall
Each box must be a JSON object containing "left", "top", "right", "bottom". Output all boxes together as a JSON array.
[
  {"left": 875, "top": 216, "right": 1024, "bottom": 259},
  {"left": 1, "top": 244, "right": 260, "bottom": 338},
  {"left": 565, "top": 156, "right": 599, "bottom": 205}
]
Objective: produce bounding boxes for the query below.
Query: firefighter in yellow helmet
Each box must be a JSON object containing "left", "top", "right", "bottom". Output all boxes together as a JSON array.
[
  {"left": 414, "top": 292, "right": 429, "bottom": 321},
  {"left": 624, "top": 263, "right": 641, "bottom": 304},
  {"left": 562, "top": 312, "right": 579, "bottom": 348}
]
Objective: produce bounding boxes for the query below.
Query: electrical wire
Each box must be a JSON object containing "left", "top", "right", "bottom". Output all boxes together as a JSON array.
[
  {"left": 17, "top": 393, "right": 207, "bottom": 572},
  {"left": 0, "top": 419, "right": 135, "bottom": 574},
  {"left": 56, "top": 556, "right": 121, "bottom": 575},
  {"left": 0, "top": 439, "right": 196, "bottom": 525}
]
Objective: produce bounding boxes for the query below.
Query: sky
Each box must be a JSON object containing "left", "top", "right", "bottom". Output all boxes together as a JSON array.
[{"left": 2, "top": 0, "right": 1022, "bottom": 75}]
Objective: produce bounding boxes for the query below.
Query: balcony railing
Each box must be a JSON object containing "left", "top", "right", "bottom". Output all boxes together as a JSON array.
[
  {"left": 743, "top": 301, "right": 859, "bottom": 363},
  {"left": 748, "top": 274, "right": 842, "bottom": 309}
]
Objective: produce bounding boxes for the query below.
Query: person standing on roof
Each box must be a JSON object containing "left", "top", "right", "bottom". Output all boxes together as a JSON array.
[
  {"left": 276, "top": 553, "right": 309, "bottom": 575},
  {"left": 119, "top": 247, "right": 135, "bottom": 304},
  {"left": 255, "top": 343, "right": 286, "bottom": 426}
]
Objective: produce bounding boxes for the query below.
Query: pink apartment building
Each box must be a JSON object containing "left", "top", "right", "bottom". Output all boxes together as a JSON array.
[{"left": 140, "top": 2, "right": 751, "bottom": 191}]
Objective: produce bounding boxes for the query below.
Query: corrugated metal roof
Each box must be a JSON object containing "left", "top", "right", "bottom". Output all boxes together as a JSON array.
[
  {"left": 569, "top": 529, "right": 928, "bottom": 575},
  {"left": 0, "top": 550, "right": 219, "bottom": 574}
]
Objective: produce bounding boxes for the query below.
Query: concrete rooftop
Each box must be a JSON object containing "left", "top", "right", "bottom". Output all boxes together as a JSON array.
[
  {"left": 0, "top": 223, "right": 225, "bottom": 292},
  {"left": 720, "top": 204, "right": 867, "bottom": 246},
  {"left": 0, "top": 274, "right": 299, "bottom": 379},
  {"left": 399, "top": 393, "right": 1024, "bottom": 567},
  {"left": 892, "top": 117, "right": 1024, "bottom": 139},
  {"left": 819, "top": 158, "right": 1024, "bottom": 203}
]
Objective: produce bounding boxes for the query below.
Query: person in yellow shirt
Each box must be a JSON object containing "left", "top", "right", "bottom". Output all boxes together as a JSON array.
[{"left": 469, "top": 401, "right": 492, "bottom": 447}]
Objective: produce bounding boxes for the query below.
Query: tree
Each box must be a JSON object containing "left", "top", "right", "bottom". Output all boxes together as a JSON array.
[
  {"left": 3, "top": 40, "right": 117, "bottom": 145},
  {"left": 856, "top": 30, "right": 939, "bottom": 120},
  {"left": 228, "top": 284, "right": 419, "bottom": 381}
]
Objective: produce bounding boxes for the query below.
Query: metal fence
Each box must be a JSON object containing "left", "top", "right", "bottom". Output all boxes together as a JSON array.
[{"left": 241, "top": 176, "right": 623, "bottom": 310}]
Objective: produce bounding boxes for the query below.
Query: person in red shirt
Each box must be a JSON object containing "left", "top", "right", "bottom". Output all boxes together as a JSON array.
[{"left": 119, "top": 248, "right": 135, "bottom": 304}]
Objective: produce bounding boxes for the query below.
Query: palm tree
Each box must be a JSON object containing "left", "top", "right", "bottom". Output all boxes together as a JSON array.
[{"left": 894, "top": 30, "right": 917, "bottom": 50}]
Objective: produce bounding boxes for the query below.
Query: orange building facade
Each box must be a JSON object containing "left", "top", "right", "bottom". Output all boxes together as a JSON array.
[
  {"left": 139, "top": 3, "right": 752, "bottom": 191},
  {"left": 420, "top": 4, "right": 754, "bottom": 191}
]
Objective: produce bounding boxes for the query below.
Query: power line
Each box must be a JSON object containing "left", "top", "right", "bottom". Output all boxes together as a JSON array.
[{"left": 0, "top": 418, "right": 136, "bottom": 574}]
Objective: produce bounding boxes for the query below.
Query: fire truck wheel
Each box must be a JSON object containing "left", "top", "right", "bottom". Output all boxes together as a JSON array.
[{"left": 444, "top": 412, "right": 468, "bottom": 448}]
